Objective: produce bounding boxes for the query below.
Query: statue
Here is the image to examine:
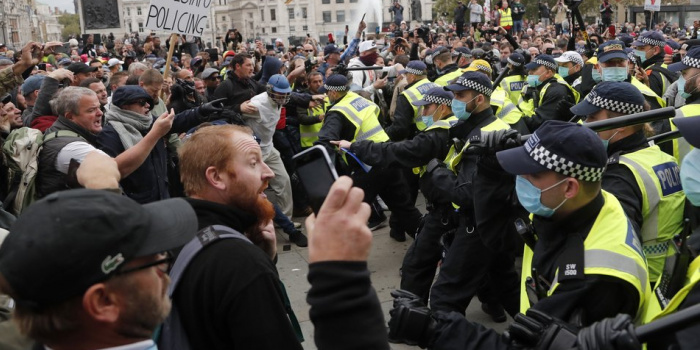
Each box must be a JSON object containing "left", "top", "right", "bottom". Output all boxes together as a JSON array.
[
  {"left": 411, "top": 0, "right": 422, "bottom": 22},
  {"left": 83, "top": 0, "right": 120, "bottom": 29}
]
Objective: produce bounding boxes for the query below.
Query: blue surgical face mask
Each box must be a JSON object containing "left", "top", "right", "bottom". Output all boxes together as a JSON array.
[
  {"left": 681, "top": 149, "right": 700, "bottom": 206},
  {"left": 558, "top": 66, "right": 570, "bottom": 78},
  {"left": 634, "top": 49, "right": 649, "bottom": 64},
  {"left": 600, "top": 130, "right": 620, "bottom": 149},
  {"left": 515, "top": 176, "right": 568, "bottom": 218},
  {"left": 421, "top": 115, "right": 434, "bottom": 127},
  {"left": 678, "top": 73, "right": 700, "bottom": 100},
  {"left": 601, "top": 67, "right": 628, "bottom": 82},
  {"left": 452, "top": 95, "right": 479, "bottom": 120},
  {"left": 591, "top": 68, "right": 602, "bottom": 83},
  {"left": 527, "top": 74, "right": 542, "bottom": 87}
]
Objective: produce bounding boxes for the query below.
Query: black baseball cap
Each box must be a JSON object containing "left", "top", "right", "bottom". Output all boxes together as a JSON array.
[
  {"left": 672, "top": 116, "right": 700, "bottom": 148},
  {"left": 496, "top": 120, "right": 607, "bottom": 182},
  {"left": 0, "top": 189, "right": 197, "bottom": 308},
  {"left": 111, "top": 85, "right": 154, "bottom": 109},
  {"left": 66, "top": 62, "right": 99, "bottom": 74}
]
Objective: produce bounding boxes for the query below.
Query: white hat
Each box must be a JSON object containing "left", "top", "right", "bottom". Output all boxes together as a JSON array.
[
  {"left": 554, "top": 51, "right": 584, "bottom": 66},
  {"left": 68, "top": 38, "right": 79, "bottom": 47},
  {"left": 108, "top": 58, "right": 124, "bottom": 67},
  {"left": 359, "top": 40, "right": 377, "bottom": 53}
]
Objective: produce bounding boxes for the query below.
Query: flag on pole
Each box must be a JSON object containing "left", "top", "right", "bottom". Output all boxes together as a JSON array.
[{"left": 484, "top": 0, "right": 491, "bottom": 22}]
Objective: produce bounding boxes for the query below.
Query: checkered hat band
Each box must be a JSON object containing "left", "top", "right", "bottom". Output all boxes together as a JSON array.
[
  {"left": 529, "top": 145, "right": 606, "bottom": 182},
  {"left": 569, "top": 57, "right": 584, "bottom": 66},
  {"left": 586, "top": 94, "right": 644, "bottom": 115},
  {"left": 458, "top": 79, "right": 493, "bottom": 96},
  {"left": 475, "top": 64, "right": 492, "bottom": 73},
  {"left": 507, "top": 58, "right": 522, "bottom": 66},
  {"left": 422, "top": 94, "right": 452, "bottom": 106},
  {"left": 536, "top": 59, "right": 557, "bottom": 70},
  {"left": 404, "top": 67, "right": 426, "bottom": 75},
  {"left": 640, "top": 37, "right": 666, "bottom": 47},
  {"left": 324, "top": 84, "right": 348, "bottom": 91},
  {"left": 682, "top": 55, "right": 700, "bottom": 69},
  {"left": 627, "top": 52, "right": 637, "bottom": 61}
]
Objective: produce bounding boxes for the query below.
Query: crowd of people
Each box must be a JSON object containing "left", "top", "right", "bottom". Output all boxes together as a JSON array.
[{"left": 0, "top": 0, "right": 699, "bottom": 348}]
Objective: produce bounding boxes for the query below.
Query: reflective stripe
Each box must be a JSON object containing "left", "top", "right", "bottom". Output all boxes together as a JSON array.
[
  {"left": 356, "top": 125, "right": 385, "bottom": 141},
  {"left": 549, "top": 249, "right": 649, "bottom": 295},
  {"left": 619, "top": 155, "right": 660, "bottom": 243},
  {"left": 403, "top": 88, "right": 419, "bottom": 101},
  {"left": 496, "top": 103, "right": 517, "bottom": 120},
  {"left": 332, "top": 105, "right": 363, "bottom": 125}
]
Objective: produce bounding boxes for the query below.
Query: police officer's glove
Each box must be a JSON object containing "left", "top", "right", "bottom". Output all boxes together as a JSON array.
[
  {"left": 388, "top": 289, "right": 436, "bottom": 348},
  {"left": 469, "top": 129, "right": 522, "bottom": 155},
  {"left": 197, "top": 98, "right": 227, "bottom": 119},
  {"left": 504, "top": 309, "right": 578, "bottom": 350},
  {"left": 576, "top": 314, "right": 641, "bottom": 350},
  {"left": 556, "top": 99, "right": 576, "bottom": 121}
]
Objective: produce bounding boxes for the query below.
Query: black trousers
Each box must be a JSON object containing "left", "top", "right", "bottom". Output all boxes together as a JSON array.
[
  {"left": 429, "top": 214, "right": 520, "bottom": 316},
  {"left": 456, "top": 22, "right": 465, "bottom": 38},
  {"left": 352, "top": 166, "right": 422, "bottom": 236},
  {"left": 400, "top": 205, "right": 456, "bottom": 303}
]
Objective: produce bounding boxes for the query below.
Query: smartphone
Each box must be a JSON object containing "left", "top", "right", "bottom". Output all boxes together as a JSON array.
[{"left": 293, "top": 145, "right": 339, "bottom": 215}]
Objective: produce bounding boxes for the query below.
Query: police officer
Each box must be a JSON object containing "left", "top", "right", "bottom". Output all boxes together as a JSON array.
[
  {"left": 518, "top": 54, "right": 580, "bottom": 132},
  {"left": 668, "top": 46, "right": 700, "bottom": 163},
  {"left": 333, "top": 87, "right": 459, "bottom": 290},
  {"left": 388, "top": 121, "right": 651, "bottom": 349},
  {"left": 554, "top": 51, "right": 584, "bottom": 89},
  {"left": 428, "top": 71, "right": 521, "bottom": 319},
  {"left": 315, "top": 74, "right": 422, "bottom": 240},
  {"left": 571, "top": 81, "right": 686, "bottom": 283},
  {"left": 386, "top": 61, "right": 438, "bottom": 141},
  {"left": 632, "top": 31, "right": 679, "bottom": 99},
  {"left": 500, "top": 52, "right": 527, "bottom": 106},
  {"left": 465, "top": 59, "right": 527, "bottom": 134},
  {"left": 431, "top": 47, "right": 463, "bottom": 87},
  {"left": 453, "top": 47, "right": 473, "bottom": 69}
]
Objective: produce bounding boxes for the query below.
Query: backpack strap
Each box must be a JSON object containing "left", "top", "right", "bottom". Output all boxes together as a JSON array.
[
  {"left": 41, "top": 130, "right": 81, "bottom": 144},
  {"left": 168, "top": 225, "right": 252, "bottom": 296}
]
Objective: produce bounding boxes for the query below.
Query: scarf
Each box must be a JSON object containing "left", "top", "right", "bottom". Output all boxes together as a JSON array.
[{"left": 105, "top": 105, "right": 153, "bottom": 150}]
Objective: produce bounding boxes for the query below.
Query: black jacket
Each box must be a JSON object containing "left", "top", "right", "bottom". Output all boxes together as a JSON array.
[
  {"left": 174, "top": 198, "right": 303, "bottom": 350},
  {"left": 642, "top": 54, "right": 678, "bottom": 99},
  {"left": 523, "top": 77, "right": 575, "bottom": 132},
  {"left": 97, "top": 108, "right": 204, "bottom": 204},
  {"left": 385, "top": 79, "right": 421, "bottom": 141},
  {"left": 212, "top": 72, "right": 266, "bottom": 114}
]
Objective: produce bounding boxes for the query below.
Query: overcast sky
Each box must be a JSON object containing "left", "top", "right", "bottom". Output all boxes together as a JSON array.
[{"left": 42, "top": 0, "right": 75, "bottom": 13}]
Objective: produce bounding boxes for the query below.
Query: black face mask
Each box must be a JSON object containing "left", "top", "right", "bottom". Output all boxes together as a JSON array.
[
  {"left": 177, "top": 78, "right": 196, "bottom": 96},
  {"left": 359, "top": 51, "right": 379, "bottom": 66}
]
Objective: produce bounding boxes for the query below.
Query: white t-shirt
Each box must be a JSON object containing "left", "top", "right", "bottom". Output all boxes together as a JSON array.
[{"left": 55, "top": 141, "right": 108, "bottom": 174}]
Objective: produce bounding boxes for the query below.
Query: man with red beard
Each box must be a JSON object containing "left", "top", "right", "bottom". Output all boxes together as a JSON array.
[{"left": 173, "top": 124, "right": 303, "bottom": 349}]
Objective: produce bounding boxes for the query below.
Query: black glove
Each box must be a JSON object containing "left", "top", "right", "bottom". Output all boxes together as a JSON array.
[
  {"left": 577, "top": 314, "right": 640, "bottom": 350},
  {"left": 469, "top": 129, "right": 522, "bottom": 155},
  {"left": 505, "top": 309, "right": 578, "bottom": 350},
  {"left": 388, "top": 289, "right": 436, "bottom": 348},
  {"left": 197, "top": 98, "right": 227, "bottom": 118},
  {"left": 556, "top": 99, "right": 576, "bottom": 121}
]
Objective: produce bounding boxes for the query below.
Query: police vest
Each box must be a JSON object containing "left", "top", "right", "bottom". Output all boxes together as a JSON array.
[
  {"left": 445, "top": 117, "right": 511, "bottom": 173},
  {"left": 671, "top": 103, "right": 700, "bottom": 164},
  {"left": 616, "top": 146, "right": 686, "bottom": 282},
  {"left": 300, "top": 97, "right": 330, "bottom": 148},
  {"left": 501, "top": 75, "right": 527, "bottom": 106},
  {"left": 401, "top": 79, "right": 439, "bottom": 131},
  {"left": 491, "top": 87, "right": 524, "bottom": 125},
  {"left": 645, "top": 63, "right": 677, "bottom": 97},
  {"left": 518, "top": 77, "right": 580, "bottom": 118},
  {"left": 434, "top": 69, "right": 463, "bottom": 87},
  {"left": 644, "top": 255, "right": 700, "bottom": 323},
  {"left": 499, "top": 8, "right": 513, "bottom": 27},
  {"left": 520, "top": 191, "right": 651, "bottom": 320},
  {"left": 412, "top": 116, "right": 459, "bottom": 176},
  {"left": 329, "top": 91, "right": 389, "bottom": 145}
]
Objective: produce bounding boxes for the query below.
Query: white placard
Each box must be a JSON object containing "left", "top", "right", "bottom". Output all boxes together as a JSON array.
[
  {"left": 644, "top": 0, "right": 660, "bottom": 12},
  {"left": 145, "top": 0, "right": 211, "bottom": 36}
]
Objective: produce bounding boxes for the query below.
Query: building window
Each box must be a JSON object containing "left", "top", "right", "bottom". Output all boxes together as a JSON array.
[
  {"left": 302, "top": 7, "right": 307, "bottom": 19},
  {"left": 137, "top": 7, "right": 142, "bottom": 15},
  {"left": 350, "top": 0, "right": 357, "bottom": 3},
  {"left": 272, "top": 27, "right": 277, "bottom": 33},
  {"left": 138, "top": 22, "right": 144, "bottom": 32},
  {"left": 336, "top": 0, "right": 344, "bottom": 3},
  {"left": 336, "top": 10, "right": 345, "bottom": 22},
  {"left": 126, "top": 7, "right": 130, "bottom": 16},
  {"left": 249, "top": 12, "right": 253, "bottom": 19},
  {"left": 263, "top": 27, "right": 266, "bottom": 33},
  {"left": 322, "top": 11, "right": 331, "bottom": 22},
  {"left": 128, "top": 23, "right": 133, "bottom": 33},
  {"left": 271, "top": 9, "right": 276, "bottom": 21},
  {"left": 288, "top": 8, "right": 294, "bottom": 19},
  {"left": 222, "top": 16, "right": 226, "bottom": 22},
  {"left": 322, "top": 0, "right": 330, "bottom": 4},
  {"left": 303, "top": 25, "right": 308, "bottom": 31},
  {"left": 250, "top": 22, "right": 254, "bottom": 30},
  {"left": 290, "top": 25, "right": 295, "bottom": 32},
  {"left": 261, "top": 9, "right": 264, "bottom": 21}
]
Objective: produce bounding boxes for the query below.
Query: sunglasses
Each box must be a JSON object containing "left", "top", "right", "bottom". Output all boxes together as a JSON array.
[
  {"left": 305, "top": 49, "right": 315, "bottom": 53},
  {"left": 131, "top": 99, "right": 150, "bottom": 107},
  {"left": 114, "top": 252, "right": 173, "bottom": 276}
]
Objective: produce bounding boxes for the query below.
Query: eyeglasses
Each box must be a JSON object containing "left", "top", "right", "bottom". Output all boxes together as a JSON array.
[
  {"left": 114, "top": 252, "right": 173, "bottom": 276},
  {"left": 132, "top": 99, "right": 150, "bottom": 107}
]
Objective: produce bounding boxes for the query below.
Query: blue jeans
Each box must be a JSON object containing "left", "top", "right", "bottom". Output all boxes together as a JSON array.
[
  {"left": 273, "top": 202, "right": 296, "bottom": 234},
  {"left": 513, "top": 20, "right": 523, "bottom": 33}
]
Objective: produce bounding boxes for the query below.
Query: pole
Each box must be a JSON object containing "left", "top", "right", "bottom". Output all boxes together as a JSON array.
[
  {"left": 581, "top": 107, "right": 676, "bottom": 132},
  {"left": 163, "top": 33, "right": 178, "bottom": 81},
  {"left": 636, "top": 303, "right": 700, "bottom": 342},
  {"left": 648, "top": 130, "right": 681, "bottom": 145}
]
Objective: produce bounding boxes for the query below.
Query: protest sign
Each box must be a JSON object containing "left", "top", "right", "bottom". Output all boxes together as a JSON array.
[
  {"left": 146, "top": 0, "right": 211, "bottom": 36},
  {"left": 644, "top": 0, "right": 660, "bottom": 12}
]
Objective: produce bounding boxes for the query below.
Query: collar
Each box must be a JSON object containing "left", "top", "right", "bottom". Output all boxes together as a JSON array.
[
  {"left": 185, "top": 198, "right": 257, "bottom": 231},
  {"left": 642, "top": 53, "right": 665, "bottom": 69},
  {"left": 449, "top": 106, "right": 496, "bottom": 140},
  {"left": 606, "top": 130, "right": 648, "bottom": 156},
  {"left": 564, "top": 71, "right": 581, "bottom": 85},
  {"left": 440, "top": 63, "right": 458, "bottom": 75},
  {"left": 51, "top": 116, "right": 97, "bottom": 144}
]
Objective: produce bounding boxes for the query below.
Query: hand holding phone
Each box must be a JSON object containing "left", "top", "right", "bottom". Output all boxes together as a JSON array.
[{"left": 293, "top": 145, "right": 339, "bottom": 214}]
